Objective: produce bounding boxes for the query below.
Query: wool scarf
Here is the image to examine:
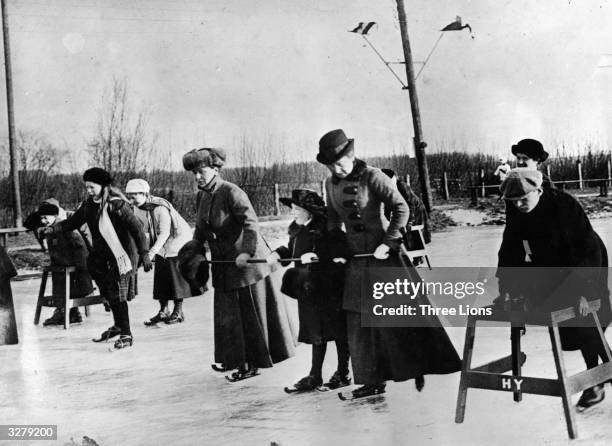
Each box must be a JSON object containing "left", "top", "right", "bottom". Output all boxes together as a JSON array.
[{"left": 99, "top": 201, "right": 132, "bottom": 275}]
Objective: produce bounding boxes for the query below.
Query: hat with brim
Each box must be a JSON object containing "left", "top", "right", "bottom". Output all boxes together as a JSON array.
[
  {"left": 24, "top": 198, "right": 61, "bottom": 230},
  {"left": 316, "top": 129, "right": 355, "bottom": 165},
  {"left": 183, "top": 148, "right": 226, "bottom": 171},
  {"left": 511, "top": 138, "right": 549, "bottom": 163},
  {"left": 279, "top": 189, "right": 326, "bottom": 215},
  {"left": 501, "top": 168, "right": 544, "bottom": 200}
]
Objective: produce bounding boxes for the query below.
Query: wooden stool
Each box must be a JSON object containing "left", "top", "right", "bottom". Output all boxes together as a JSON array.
[
  {"left": 33, "top": 266, "right": 106, "bottom": 329},
  {"left": 455, "top": 300, "right": 612, "bottom": 439},
  {"left": 402, "top": 224, "right": 431, "bottom": 269}
]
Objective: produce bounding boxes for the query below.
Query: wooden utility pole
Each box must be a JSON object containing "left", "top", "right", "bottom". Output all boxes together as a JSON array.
[
  {"left": 1, "top": 0, "right": 22, "bottom": 227},
  {"left": 395, "top": 0, "right": 433, "bottom": 212}
]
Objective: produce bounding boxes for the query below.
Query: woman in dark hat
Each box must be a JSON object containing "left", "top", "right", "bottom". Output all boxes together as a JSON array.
[
  {"left": 266, "top": 189, "right": 350, "bottom": 392},
  {"left": 497, "top": 168, "right": 611, "bottom": 410},
  {"left": 29, "top": 198, "right": 93, "bottom": 326},
  {"left": 41, "top": 167, "right": 151, "bottom": 349},
  {"left": 183, "top": 148, "right": 296, "bottom": 381},
  {"left": 316, "top": 129, "right": 461, "bottom": 398}
]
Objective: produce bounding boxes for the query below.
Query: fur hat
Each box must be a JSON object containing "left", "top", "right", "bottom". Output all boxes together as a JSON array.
[
  {"left": 501, "top": 168, "right": 544, "bottom": 200},
  {"left": 316, "top": 129, "right": 355, "bottom": 165},
  {"left": 182, "top": 148, "right": 226, "bottom": 171},
  {"left": 83, "top": 167, "right": 113, "bottom": 186},
  {"left": 125, "top": 179, "right": 150, "bottom": 194},
  {"left": 511, "top": 139, "right": 549, "bottom": 162}
]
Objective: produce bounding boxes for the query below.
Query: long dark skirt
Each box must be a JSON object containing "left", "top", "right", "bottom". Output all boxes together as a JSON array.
[
  {"left": 87, "top": 255, "right": 137, "bottom": 303},
  {"left": 153, "top": 255, "right": 194, "bottom": 300},
  {"left": 346, "top": 311, "right": 461, "bottom": 385},
  {"left": 297, "top": 298, "right": 346, "bottom": 345},
  {"left": 214, "top": 274, "right": 297, "bottom": 370}
]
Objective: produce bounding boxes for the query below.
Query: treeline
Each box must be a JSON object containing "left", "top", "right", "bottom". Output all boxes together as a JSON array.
[{"left": 1, "top": 150, "right": 610, "bottom": 226}]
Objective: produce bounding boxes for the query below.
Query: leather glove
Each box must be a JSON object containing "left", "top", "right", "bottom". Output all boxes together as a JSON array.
[
  {"left": 332, "top": 257, "right": 347, "bottom": 264},
  {"left": 235, "top": 253, "right": 252, "bottom": 268},
  {"left": 300, "top": 252, "right": 318, "bottom": 264},
  {"left": 266, "top": 252, "right": 281, "bottom": 265},
  {"left": 373, "top": 243, "right": 390, "bottom": 260},
  {"left": 36, "top": 226, "right": 53, "bottom": 238},
  {"left": 140, "top": 252, "right": 153, "bottom": 272}
]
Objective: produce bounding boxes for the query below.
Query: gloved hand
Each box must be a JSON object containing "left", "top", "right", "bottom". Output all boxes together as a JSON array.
[
  {"left": 140, "top": 252, "right": 153, "bottom": 272},
  {"left": 373, "top": 243, "right": 390, "bottom": 260},
  {"left": 235, "top": 252, "right": 252, "bottom": 268},
  {"left": 36, "top": 226, "right": 53, "bottom": 238},
  {"left": 300, "top": 252, "right": 318, "bottom": 264},
  {"left": 578, "top": 296, "right": 590, "bottom": 317},
  {"left": 332, "top": 257, "right": 347, "bottom": 264},
  {"left": 266, "top": 252, "right": 281, "bottom": 264}
]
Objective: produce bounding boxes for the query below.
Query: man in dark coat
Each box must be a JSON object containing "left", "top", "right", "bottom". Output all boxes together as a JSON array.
[
  {"left": 316, "top": 129, "right": 461, "bottom": 398},
  {"left": 0, "top": 245, "right": 18, "bottom": 345},
  {"left": 29, "top": 199, "right": 94, "bottom": 326},
  {"left": 497, "top": 168, "right": 611, "bottom": 410}
]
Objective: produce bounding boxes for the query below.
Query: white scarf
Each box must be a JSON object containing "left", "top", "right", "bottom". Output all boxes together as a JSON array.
[{"left": 99, "top": 202, "right": 132, "bottom": 275}]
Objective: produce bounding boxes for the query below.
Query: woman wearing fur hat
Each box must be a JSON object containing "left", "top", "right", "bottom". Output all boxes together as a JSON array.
[
  {"left": 183, "top": 148, "right": 296, "bottom": 381},
  {"left": 497, "top": 168, "right": 611, "bottom": 410},
  {"left": 316, "top": 129, "right": 461, "bottom": 399},
  {"left": 41, "top": 167, "right": 151, "bottom": 349},
  {"left": 125, "top": 178, "right": 195, "bottom": 325},
  {"left": 29, "top": 198, "right": 93, "bottom": 326},
  {"left": 266, "top": 189, "right": 351, "bottom": 392}
]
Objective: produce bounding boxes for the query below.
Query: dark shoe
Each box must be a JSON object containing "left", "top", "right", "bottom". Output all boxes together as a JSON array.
[
  {"left": 113, "top": 335, "right": 133, "bottom": 349},
  {"left": 226, "top": 367, "right": 260, "bottom": 382},
  {"left": 165, "top": 311, "right": 184, "bottom": 325},
  {"left": 324, "top": 371, "right": 351, "bottom": 389},
  {"left": 351, "top": 383, "right": 386, "bottom": 399},
  {"left": 577, "top": 385, "right": 605, "bottom": 409},
  {"left": 92, "top": 326, "right": 121, "bottom": 343},
  {"left": 43, "top": 308, "right": 64, "bottom": 326},
  {"left": 293, "top": 375, "right": 323, "bottom": 391},
  {"left": 69, "top": 308, "right": 82, "bottom": 324},
  {"left": 144, "top": 310, "right": 170, "bottom": 326}
]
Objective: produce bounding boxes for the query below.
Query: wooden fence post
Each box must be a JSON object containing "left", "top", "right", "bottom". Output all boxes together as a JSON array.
[
  {"left": 442, "top": 171, "right": 449, "bottom": 200},
  {"left": 607, "top": 158, "right": 611, "bottom": 187},
  {"left": 274, "top": 183, "right": 280, "bottom": 216},
  {"left": 480, "top": 168, "right": 485, "bottom": 197},
  {"left": 546, "top": 165, "right": 551, "bottom": 181},
  {"left": 320, "top": 180, "right": 326, "bottom": 203},
  {"left": 577, "top": 161, "right": 583, "bottom": 189},
  {"left": 405, "top": 174, "right": 410, "bottom": 185}
]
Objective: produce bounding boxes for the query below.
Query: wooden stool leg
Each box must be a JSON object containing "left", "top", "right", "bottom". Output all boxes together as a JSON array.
[
  {"left": 64, "top": 270, "right": 70, "bottom": 330},
  {"left": 549, "top": 325, "right": 578, "bottom": 439},
  {"left": 33, "top": 270, "right": 49, "bottom": 325},
  {"left": 591, "top": 311, "right": 612, "bottom": 362},
  {"left": 455, "top": 317, "right": 477, "bottom": 423},
  {"left": 511, "top": 326, "right": 523, "bottom": 402}
]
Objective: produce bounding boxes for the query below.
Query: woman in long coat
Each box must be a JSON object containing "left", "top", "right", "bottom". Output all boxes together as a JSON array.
[
  {"left": 497, "top": 168, "right": 611, "bottom": 409},
  {"left": 44, "top": 168, "right": 151, "bottom": 349},
  {"left": 317, "top": 129, "right": 461, "bottom": 398},
  {"left": 183, "top": 147, "right": 296, "bottom": 381},
  {"left": 267, "top": 189, "right": 350, "bottom": 391},
  {"left": 126, "top": 179, "right": 195, "bottom": 325}
]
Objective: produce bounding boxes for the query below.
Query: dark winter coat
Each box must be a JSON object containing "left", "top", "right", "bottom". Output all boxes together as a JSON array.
[
  {"left": 0, "top": 245, "right": 18, "bottom": 345},
  {"left": 275, "top": 217, "right": 347, "bottom": 344},
  {"left": 193, "top": 175, "right": 276, "bottom": 292},
  {"left": 55, "top": 196, "right": 148, "bottom": 301},
  {"left": 497, "top": 188, "right": 611, "bottom": 348},
  {"left": 46, "top": 222, "right": 94, "bottom": 299},
  {"left": 326, "top": 159, "right": 409, "bottom": 312},
  {"left": 384, "top": 178, "right": 432, "bottom": 244}
]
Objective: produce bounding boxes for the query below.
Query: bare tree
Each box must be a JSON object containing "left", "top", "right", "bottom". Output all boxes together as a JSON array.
[
  {"left": 88, "top": 77, "right": 152, "bottom": 173},
  {"left": 17, "top": 130, "right": 67, "bottom": 172}
]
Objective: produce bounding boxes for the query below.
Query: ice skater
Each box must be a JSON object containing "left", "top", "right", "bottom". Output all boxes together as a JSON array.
[{"left": 267, "top": 189, "right": 351, "bottom": 393}]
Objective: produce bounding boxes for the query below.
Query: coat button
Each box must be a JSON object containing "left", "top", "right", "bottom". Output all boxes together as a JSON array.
[
  {"left": 343, "top": 185, "right": 359, "bottom": 194},
  {"left": 348, "top": 211, "right": 361, "bottom": 220},
  {"left": 342, "top": 200, "right": 358, "bottom": 208}
]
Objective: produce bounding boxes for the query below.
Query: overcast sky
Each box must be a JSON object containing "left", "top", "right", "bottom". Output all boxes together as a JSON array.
[{"left": 2, "top": 0, "right": 612, "bottom": 169}]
